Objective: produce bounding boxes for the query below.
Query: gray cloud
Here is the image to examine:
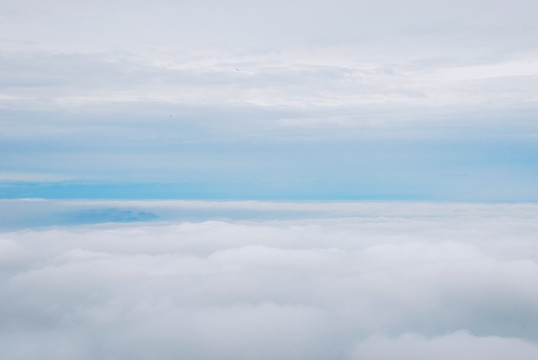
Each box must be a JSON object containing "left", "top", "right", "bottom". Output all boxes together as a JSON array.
[
  {"left": 2, "top": 0, "right": 537, "bottom": 54},
  {"left": 1, "top": 201, "right": 537, "bottom": 359},
  {"left": 2, "top": 0, "right": 537, "bottom": 115},
  {"left": 350, "top": 332, "right": 538, "bottom": 360}
]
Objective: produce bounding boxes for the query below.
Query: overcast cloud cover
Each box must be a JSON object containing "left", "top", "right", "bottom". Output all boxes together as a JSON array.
[
  {"left": 1, "top": 0, "right": 537, "bottom": 200},
  {"left": 1, "top": 200, "right": 538, "bottom": 359}
]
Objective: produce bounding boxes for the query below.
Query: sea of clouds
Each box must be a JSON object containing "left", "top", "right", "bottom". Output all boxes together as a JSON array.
[{"left": 1, "top": 200, "right": 537, "bottom": 359}]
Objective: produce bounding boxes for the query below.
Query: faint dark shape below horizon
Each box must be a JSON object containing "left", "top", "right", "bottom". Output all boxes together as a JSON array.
[{"left": 65, "top": 208, "right": 160, "bottom": 224}]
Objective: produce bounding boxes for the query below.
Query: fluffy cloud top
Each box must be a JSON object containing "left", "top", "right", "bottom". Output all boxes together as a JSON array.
[{"left": 1, "top": 201, "right": 537, "bottom": 359}]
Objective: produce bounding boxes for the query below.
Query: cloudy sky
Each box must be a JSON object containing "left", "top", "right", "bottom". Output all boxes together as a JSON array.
[
  {"left": 1, "top": 0, "right": 537, "bottom": 200},
  {"left": 2, "top": 2, "right": 538, "bottom": 357}
]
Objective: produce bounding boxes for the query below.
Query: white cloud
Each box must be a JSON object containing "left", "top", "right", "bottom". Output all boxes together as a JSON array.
[
  {"left": 1, "top": 0, "right": 537, "bottom": 121},
  {"left": 2, "top": 50, "right": 537, "bottom": 111},
  {"left": 0, "top": 202, "right": 537, "bottom": 359}
]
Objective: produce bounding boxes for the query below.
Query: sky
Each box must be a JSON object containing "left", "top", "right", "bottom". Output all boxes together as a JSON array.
[
  {"left": 1, "top": 0, "right": 537, "bottom": 200},
  {"left": 2, "top": 2, "right": 538, "bottom": 357}
]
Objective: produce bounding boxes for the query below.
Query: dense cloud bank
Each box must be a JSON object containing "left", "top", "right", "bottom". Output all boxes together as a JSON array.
[{"left": 1, "top": 202, "right": 538, "bottom": 359}]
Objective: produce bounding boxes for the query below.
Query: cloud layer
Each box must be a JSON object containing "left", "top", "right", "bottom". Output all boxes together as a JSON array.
[
  {"left": 1, "top": 1, "right": 537, "bottom": 200},
  {"left": 2, "top": 0, "right": 538, "bottom": 117},
  {"left": 1, "top": 202, "right": 537, "bottom": 359}
]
